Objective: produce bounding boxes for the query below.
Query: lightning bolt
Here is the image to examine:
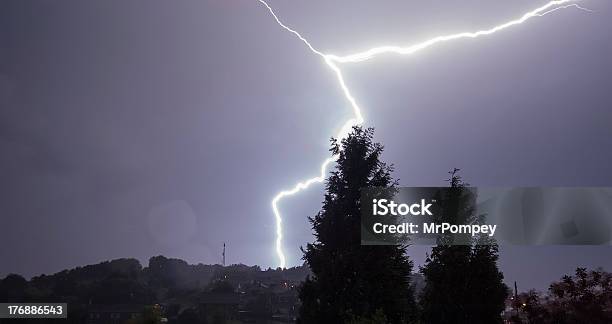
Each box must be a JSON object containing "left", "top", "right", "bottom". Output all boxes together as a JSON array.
[{"left": 259, "top": 0, "right": 590, "bottom": 268}]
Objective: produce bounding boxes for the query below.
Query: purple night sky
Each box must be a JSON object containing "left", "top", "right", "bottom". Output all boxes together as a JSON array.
[{"left": 1, "top": 0, "right": 611, "bottom": 291}]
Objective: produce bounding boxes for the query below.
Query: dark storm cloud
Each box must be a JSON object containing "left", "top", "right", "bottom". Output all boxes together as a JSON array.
[{"left": 0, "top": 0, "right": 611, "bottom": 290}]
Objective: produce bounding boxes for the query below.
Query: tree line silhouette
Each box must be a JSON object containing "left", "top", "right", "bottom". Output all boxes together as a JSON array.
[{"left": 296, "top": 126, "right": 611, "bottom": 324}]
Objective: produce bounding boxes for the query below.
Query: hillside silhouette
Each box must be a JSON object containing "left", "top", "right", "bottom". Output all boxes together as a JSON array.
[{"left": 0, "top": 256, "right": 310, "bottom": 323}]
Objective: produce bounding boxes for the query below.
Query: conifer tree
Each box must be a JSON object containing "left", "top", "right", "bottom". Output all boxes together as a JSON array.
[
  {"left": 299, "top": 127, "right": 416, "bottom": 324},
  {"left": 420, "top": 169, "right": 507, "bottom": 324}
]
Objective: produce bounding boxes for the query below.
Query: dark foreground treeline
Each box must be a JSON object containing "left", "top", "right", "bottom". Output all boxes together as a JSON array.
[
  {"left": 293, "top": 127, "right": 611, "bottom": 324},
  {"left": 0, "top": 256, "right": 310, "bottom": 324},
  {"left": 0, "top": 259, "right": 609, "bottom": 324},
  {"left": 1, "top": 127, "right": 611, "bottom": 324},
  {"left": 510, "top": 267, "right": 612, "bottom": 324}
]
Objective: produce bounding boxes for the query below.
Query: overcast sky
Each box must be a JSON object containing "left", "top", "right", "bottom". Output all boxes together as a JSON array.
[{"left": 1, "top": 0, "right": 611, "bottom": 290}]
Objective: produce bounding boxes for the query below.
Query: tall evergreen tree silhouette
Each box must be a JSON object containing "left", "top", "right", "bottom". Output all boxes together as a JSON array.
[
  {"left": 420, "top": 169, "right": 507, "bottom": 324},
  {"left": 298, "top": 126, "right": 416, "bottom": 324}
]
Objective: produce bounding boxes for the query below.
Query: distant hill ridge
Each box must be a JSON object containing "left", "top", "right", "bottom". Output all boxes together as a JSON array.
[{"left": 1, "top": 256, "right": 310, "bottom": 304}]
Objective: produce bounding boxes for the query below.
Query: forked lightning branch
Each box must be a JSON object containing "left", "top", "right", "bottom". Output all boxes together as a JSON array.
[{"left": 258, "top": 0, "right": 590, "bottom": 268}]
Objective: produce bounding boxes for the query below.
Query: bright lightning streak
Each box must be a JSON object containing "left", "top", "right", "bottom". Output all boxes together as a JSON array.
[
  {"left": 327, "top": 1, "right": 592, "bottom": 63},
  {"left": 259, "top": 0, "right": 588, "bottom": 268},
  {"left": 259, "top": 0, "right": 363, "bottom": 269}
]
